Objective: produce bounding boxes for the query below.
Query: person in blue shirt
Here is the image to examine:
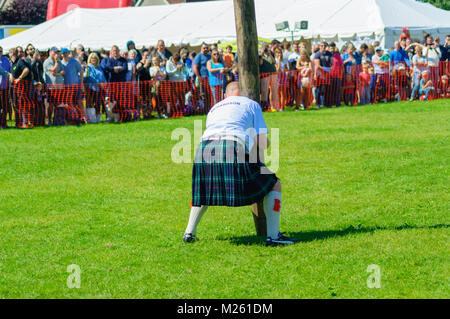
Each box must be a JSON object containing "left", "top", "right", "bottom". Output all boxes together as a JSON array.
[
  {"left": 85, "top": 53, "right": 107, "bottom": 122},
  {"left": 193, "top": 43, "right": 211, "bottom": 107},
  {"left": 104, "top": 45, "right": 130, "bottom": 122},
  {"left": 207, "top": 49, "right": 229, "bottom": 105},
  {"left": 389, "top": 41, "right": 410, "bottom": 67},
  {"left": 104, "top": 46, "right": 128, "bottom": 83},
  {"left": 61, "top": 48, "right": 85, "bottom": 121},
  {"left": 0, "top": 46, "right": 11, "bottom": 128}
]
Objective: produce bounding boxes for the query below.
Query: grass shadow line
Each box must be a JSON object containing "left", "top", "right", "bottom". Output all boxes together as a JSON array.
[{"left": 220, "top": 223, "right": 449, "bottom": 246}]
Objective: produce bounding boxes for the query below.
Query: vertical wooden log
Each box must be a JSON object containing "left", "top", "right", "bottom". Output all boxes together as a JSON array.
[{"left": 233, "top": 0, "right": 267, "bottom": 237}]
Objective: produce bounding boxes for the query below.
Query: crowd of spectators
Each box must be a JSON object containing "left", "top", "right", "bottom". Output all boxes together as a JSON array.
[{"left": 0, "top": 29, "right": 449, "bottom": 129}]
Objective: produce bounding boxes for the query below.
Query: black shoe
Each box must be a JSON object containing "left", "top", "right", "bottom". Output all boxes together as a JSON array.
[
  {"left": 266, "top": 232, "right": 299, "bottom": 247},
  {"left": 183, "top": 233, "right": 198, "bottom": 243}
]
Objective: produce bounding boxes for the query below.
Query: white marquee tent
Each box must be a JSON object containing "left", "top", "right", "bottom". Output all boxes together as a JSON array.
[{"left": 0, "top": 0, "right": 448, "bottom": 51}]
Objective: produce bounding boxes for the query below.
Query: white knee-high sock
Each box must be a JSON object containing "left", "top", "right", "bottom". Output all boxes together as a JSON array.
[
  {"left": 185, "top": 206, "right": 208, "bottom": 235},
  {"left": 264, "top": 191, "right": 282, "bottom": 239}
]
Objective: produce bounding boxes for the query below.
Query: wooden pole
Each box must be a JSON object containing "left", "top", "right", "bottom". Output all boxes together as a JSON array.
[{"left": 233, "top": 0, "right": 267, "bottom": 237}]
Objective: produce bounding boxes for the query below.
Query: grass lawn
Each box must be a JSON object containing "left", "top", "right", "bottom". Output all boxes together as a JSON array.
[{"left": 0, "top": 100, "right": 449, "bottom": 299}]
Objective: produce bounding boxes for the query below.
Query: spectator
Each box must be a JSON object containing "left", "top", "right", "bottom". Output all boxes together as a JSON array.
[
  {"left": 25, "top": 44, "right": 35, "bottom": 66},
  {"left": 127, "top": 41, "right": 142, "bottom": 63},
  {"left": 259, "top": 43, "right": 276, "bottom": 110},
  {"left": 419, "top": 70, "right": 435, "bottom": 101},
  {"left": 149, "top": 55, "right": 167, "bottom": 118},
  {"left": 296, "top": 49, "right": 312, "bottom": 110},
  {"left": 193, "top": 43, "right": 211, "bottom": 106},
  {"left": 314, "top": 41, "right": 334, "bottom": 108},
  {"left": 410, "top": 46, "right": 428, "bottom": 101},
  {"left": 84, "top": 53, "right": 106, "bottom": 122},
  {"left": 282, "top": 41, "right": 291, "bottom": 62},
  {"left": 274, "top": 47, "right": 289, "bottom": 110},
  {"left": 10, "top": 47, "right": 33, "bottom": 128},
  {"left": 136, "top": 49, "right": 152, "bottom": 119},
  {"left": 105, "top": 45, "right": 128, "bottom": 82},
  {"left": 43, "top": 47, "right": 65, "bottom": 125},
  {"left": 29, "top": 49, "right": 45, "bottom": 126},
  {"left": 372, "top": 46, "right": 390, "bottom": 102},
  {"left": 288, "top": 41, "right": 301, "bottom": 70},
  {"left": 207, "top": 49, "right": 228, "bottom": 105},
  {"left": 445, "top": 35, "right": 450, "bottom": 59},
  {"left": 75, "top": 44, "right": 88, "bottom": 65},
  {"left": 30, "top": 50, "right": 44, "bottom": 84},
  {"left": 156, "top": 40, "right": 172, "bottom": 66},
  {"left": 179, "top": 47, "right": 193, "bottom": 80},
  {"left": 121, "top": 49, "right": 128, "bottom": 60},
  {"left": 126, "top": 49, "right": 137, "bottom": 82},
  {"left": 389, "top": 40, "right": 410, "bottom": 67},
  {"left": 271, "top": 39, "right": 281, "bottom": 57},
  {"left": 223, "top": 45, "right": 234, "bottom": 69},
  {"left": 167, "top": 52, "right": 186, "bottom": 116},
  {"left": 0, "top": 46, "right": 11, "bottom": 128},
  {"left": 353, "top": 44, "right": 366, "bottom": 65},
  {"left": 343, "top": 73, "right": 356, "bottom": 106},
  {"left": 16, "top": 46, "right": 25, "bottom": 59},
  {"left": 400, "top": 27, "right": 411, "bottom": 41},
  {"left": 329, "top": 42, "right": 344, "bottom": 107},
  {"left": 341, "top": 43, "right": 358, "bottom": 77},
  {"left": 422, "top": 36, "right": 441, "bottom": 87},
  {"left": 218, "top": 46, "right": 225, "bottom": 63},
  {"left": 358, "top": 63, "right": 371, "bottom": 105},
  {"left": 434, "top": 37, "right": 447, "bottom": 62},
  {"left": 61, "top": 47, "right": 85, "bottom": 119}
]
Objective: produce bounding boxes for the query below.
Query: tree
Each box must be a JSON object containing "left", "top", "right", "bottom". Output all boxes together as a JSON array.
[
  {"left": 0, "top": 0, "right": 49, "bottom": 25},
  {"left": 417, "top": 0, "right": 450, "bottom": 10}
]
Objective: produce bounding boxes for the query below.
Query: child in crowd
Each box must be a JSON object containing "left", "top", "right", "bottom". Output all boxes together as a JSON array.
[
  {"left": 419, "top": 70, "right": 435, "bottom": 101},
  {"left": 439, "top": 74, "right": 449, "bottom": 98},
  {"left": 223, "top": 45, "right": 235, "bottom": 69},
  {"left": 149, "top": 55, "right": 168, "bottom": 118},
  {"left": 343, "top": 73, "right": 356, "bottom": 106},
  {"left": 358, "top": 64, "right": 371, "bottom": 105},
  {"left": 369, "top": 66, "right": 376, "bottom": 103}
]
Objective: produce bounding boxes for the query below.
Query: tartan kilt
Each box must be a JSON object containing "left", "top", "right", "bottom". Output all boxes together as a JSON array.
[{"left": 192, "top": 139, "right": 278, "bottom": 207}]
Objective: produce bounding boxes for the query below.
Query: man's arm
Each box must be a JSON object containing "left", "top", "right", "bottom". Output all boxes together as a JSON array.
[{"left": 254, "top": 134, "right": 270, "bottom": 150}]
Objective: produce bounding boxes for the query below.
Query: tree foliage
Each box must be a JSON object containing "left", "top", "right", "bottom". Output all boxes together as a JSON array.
[
  {"left": 418, "top": 0, "right": 450, "bottom": 10},
  {"left": 0, "top": 0, "right": 49, "bottom": 25}
]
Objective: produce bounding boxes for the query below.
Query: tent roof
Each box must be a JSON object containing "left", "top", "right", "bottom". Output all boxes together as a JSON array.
[{"left": 0, "top": 0, "right": 449, "bottom": 51}]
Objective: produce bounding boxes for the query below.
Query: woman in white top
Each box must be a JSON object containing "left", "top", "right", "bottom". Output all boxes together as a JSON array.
[
  {"left": 410, "top": 46, "right": 429, "bottom": 101},
  {"left": 166, "top": 53, "right": 186, "bottom": 117}
]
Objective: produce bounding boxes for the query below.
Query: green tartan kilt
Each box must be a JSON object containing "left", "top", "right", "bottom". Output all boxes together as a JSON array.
[{"left": 192, "top": 139, "right": 278, "bottom": 207}]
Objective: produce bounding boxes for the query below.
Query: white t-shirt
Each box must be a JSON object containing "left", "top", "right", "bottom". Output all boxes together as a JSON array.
[
  {"left": 288, "top": 52, "right": 301, "bottom": 63},
  {"left": 424, "top": 47, "right": 441, "bottom": 67},
  {"left": 372, "top": 55, "right": 388, "bottom": 74},
  {"left": 202, "top": 96, "right": 268, "bottom": 152}
]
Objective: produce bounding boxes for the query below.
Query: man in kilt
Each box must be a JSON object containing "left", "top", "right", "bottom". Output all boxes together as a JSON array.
[{"left": 184, "top": 82, "right": 298, "bottom": 246}]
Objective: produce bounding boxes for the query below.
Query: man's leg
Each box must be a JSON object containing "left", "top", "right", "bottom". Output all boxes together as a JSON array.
[
  {"left": 264, "top": 180, "right": 298, "bottom": 246},
  {"left": 183, "top": 205, "right": 208, "bottom": 242}
]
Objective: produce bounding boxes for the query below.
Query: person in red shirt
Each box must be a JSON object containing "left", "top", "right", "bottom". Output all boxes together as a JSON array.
[
  {"left": 343, "top": 73, "right": 356, "bottom": 106},
  {"left": 399, "top": 27, "right": 411, "bottom": 41},
  {"left": 329, "top": 42, "right": 344, "bottom": 107},
  {"left": 358, "top": 63, "right": 371, "bottom": 104}
]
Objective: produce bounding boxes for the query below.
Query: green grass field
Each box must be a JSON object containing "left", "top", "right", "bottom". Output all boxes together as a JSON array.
[{"left": 0, "top": 100, "right": 449, "bottom": 299}]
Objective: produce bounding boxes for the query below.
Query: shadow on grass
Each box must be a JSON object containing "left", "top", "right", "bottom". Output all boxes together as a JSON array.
[{"left": 221, "top": 223, "right": 450, "bottom": 246}]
